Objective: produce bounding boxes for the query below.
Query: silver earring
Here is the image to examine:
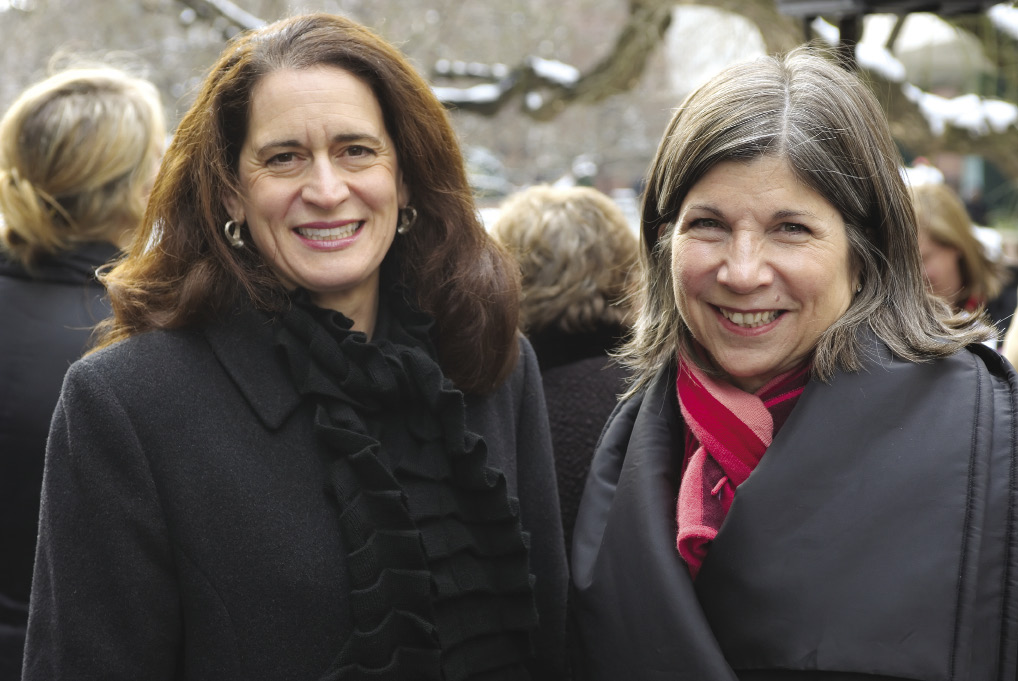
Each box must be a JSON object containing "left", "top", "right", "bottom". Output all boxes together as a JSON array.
[
  {"left": 856, "top": 283, "right": 863, "bottom": 294},
  {"left": 224, "top": 220, "right": 244, "bottom": 249},
  {"left": 397, "top": 206, "right": 417, "bottom": 235}
]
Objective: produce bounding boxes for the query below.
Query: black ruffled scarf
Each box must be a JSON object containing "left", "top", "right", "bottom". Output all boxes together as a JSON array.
[{"left": 273, "top": 287, "right": 538, "bottom": 681}]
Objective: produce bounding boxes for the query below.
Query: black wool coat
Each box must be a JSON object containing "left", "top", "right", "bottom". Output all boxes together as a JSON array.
[
  {"left": 571, "top": 338, "right": 1018, "bottom": 681},
  {"left": 0, "top": 242, "right": 117, "bottom": 681},
  {"left": 528, "top": 324, "right": 629, "bottom": 558},
  {"left": 23, "top": 301, "right": 568, "bottom": 681}
]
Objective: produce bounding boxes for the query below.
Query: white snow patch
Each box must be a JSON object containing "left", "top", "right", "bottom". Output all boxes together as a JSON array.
[
  {"left": 431, "top": 84, "right": 502, "bottom": 104},
  {"left": 989, "top": 3, "right": 1018, "bottom": 41},
  {"left": 903, "top": 83, "right": 1018, "bottom": 136},
  {"left": 528, "top": 57, "right": 580, "bottom": 86},
  {"left": 902, "top": 164, "right": 945, "bottom": 187},
  {"left": 810, "top": 17, "right": 839, "bottom": 45},
  {"left": 855, "top": 43, "right": 906, "bottom": 82}
]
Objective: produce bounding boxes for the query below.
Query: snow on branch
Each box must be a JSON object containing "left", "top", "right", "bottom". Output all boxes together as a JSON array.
[
  {"left": 814, "top": 15, "right": 1017, "bottom": 139},
  {"left": 431, "top": 56, "right": 582, "bottom": 115},
  {"left": 989, "top": 3, "right": 1018, "bottom": 40},
  {"left": 430, "top": 1, "right": 672, "bottom": 120},
  {"left": 903, "top": 84, "right": 1018, "bottom": 135},
  {"left": 527, "top": 57, "right": 581, "bottom": 86},
  {"left": 179, "top": 0, "right": 265, "bottom": 31},
  {"left": 432, "top": 83, "right": 507, "bottom": 106}
]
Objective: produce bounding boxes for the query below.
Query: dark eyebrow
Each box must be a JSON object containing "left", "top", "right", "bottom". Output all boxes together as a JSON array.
[
  {"left": 332, "top": 132, "right": 383, "bottom": 147},
  {"left": 253, "top": 132, "right": 384, "bottom": 157}
]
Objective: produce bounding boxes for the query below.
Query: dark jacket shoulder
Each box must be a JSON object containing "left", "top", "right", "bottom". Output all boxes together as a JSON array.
[{"left": 571, "top": 342, "right": 1018, "bottom": 681}]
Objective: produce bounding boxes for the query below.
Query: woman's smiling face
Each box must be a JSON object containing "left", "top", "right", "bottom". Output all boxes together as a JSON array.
[
  {"left": 224, "top": 65, "right": 407, "bottom": 333},
  {"left": 670, "top": 155, "right": 856, "bottom": 393}
]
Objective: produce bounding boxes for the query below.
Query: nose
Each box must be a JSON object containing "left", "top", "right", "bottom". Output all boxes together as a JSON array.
[
  {"left": 301, "top": 159, "right": 350, "bottom": 208},
  {"left": 716, "top": 231, "right": 773, "bottom": 293}
]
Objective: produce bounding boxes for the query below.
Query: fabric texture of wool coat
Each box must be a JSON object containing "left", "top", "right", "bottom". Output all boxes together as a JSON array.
[
  {"left": 571, "top": 335, "right": 1018, "bottom": 681},
  {"left": 22, "top": 298, "right": 568, "bottom": 681},
  {"left": 528, "top": 324, "right": 629, "bottom": 559},
  {"left": 0, "top": 241, "right": 116, "bottom": 681}
]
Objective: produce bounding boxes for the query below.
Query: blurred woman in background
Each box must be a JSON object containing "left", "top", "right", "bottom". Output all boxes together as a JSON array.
[
  {"left": 0, "top": 65, "right": 164, "bottom": 680},
  {"left": 911, "top": 180, "right": 1009, "bottom": 334},
  {"left": 492, "top": 184, "right": 638, "bottom": 556}
]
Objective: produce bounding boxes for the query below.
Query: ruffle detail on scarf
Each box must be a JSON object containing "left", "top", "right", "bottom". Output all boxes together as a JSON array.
[{"left": 274, "top": 290, "right": 537, "bottom": 681}]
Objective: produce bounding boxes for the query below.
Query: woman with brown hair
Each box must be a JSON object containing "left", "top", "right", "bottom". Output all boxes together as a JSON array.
[
  {"left": 571, "top": 48, "right": 1018, "bottom": 680},
  {"left": 0, "top": 64, "right": 164, "bottom": 680},
  {"left": 911, "top": 180, "right": 1006, "bottom": 320},
  {"left": 22, "top": 14, "right": 566, "bottom": 681}
]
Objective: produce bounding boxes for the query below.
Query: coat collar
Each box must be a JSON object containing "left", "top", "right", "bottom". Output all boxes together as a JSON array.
[
  {"left": 574, "top": 337, "right": 1018, "bottom": 679},
  {"left": 0, "top": 241, "right": 119, "bottom": 285},
  {"left": 203, "top": 301, "right": 303, "bottom": 431}
]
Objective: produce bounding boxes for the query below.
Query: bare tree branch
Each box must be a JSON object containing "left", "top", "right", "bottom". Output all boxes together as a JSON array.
[
  {"left": 884, "top": 14, "right": 907, "bottom": 51},
  {"left": 172, "top": 0, "right": 1018, "bottom": 185},
  {"left": 432, "top": 0, "right": 808, "bottom": 121},
  {"left": 689, "top": 0, "right": 802, "bottom": 53},
  {"left": 435, "top": 0, "right": 674, "bottom": 120},
  {"left": 178, "top": 0, "right": 265, "bottom": 31},
  {"left": 865, "top": 67, "right": 1018, "bottom": 182},
  {"left": 434, "top": 0, "right": 1018, "bottom": 186}
]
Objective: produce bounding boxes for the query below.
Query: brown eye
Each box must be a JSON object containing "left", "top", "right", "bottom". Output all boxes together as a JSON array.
[
  {"left": 690, "top": 218, "right": 721, "bottom": 229},
  {"left": 778, "top": 223, "right": 809, "bottom": 235},
  {"left": 267, "top": 152, "right": 297, "bottom": 166}
]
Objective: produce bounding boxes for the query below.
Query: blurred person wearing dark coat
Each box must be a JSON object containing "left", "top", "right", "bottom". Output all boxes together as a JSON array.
[
  {"left": 0, "top": 65, "right": 164, "bottom": 680},
  {"left": 492, "top": 185, "right": 639, "bottom": 556},
  {"left": 22, "top": 14, "right": 567, "bottom": 681}
]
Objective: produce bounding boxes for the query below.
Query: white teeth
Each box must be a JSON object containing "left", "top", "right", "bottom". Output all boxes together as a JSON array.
[
  {"left": 720, "top": 308, "right": 780, "bottom": 328},
  {"left": 296, "top": 223, "right": 360, "bottom": 240}
]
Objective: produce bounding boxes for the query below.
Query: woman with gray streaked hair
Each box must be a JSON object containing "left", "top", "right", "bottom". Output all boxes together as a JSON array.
[{"left": 570, "top": 47, "right": 1018, "bottom": 680}]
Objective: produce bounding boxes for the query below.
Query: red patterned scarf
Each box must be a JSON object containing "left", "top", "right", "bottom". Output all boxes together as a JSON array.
[{"left": 675, "top": 356, "right": 810, "bottom": 579}]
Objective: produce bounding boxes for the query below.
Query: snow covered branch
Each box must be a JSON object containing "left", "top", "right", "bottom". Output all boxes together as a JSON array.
[
  {"left": 178, "top": 0, "right": 265, "bottom": 32},
  {"left": 431, "top": 1, "right": 673, "bottom": 120}
]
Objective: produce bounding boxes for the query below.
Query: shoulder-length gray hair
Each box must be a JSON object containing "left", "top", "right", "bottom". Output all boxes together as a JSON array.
[{"left": 622, "top": 47, "right": 994, "bottom": 395}]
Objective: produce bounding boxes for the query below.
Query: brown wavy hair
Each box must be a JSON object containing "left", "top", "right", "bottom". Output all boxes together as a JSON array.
[
  {"left": 93, "top": 13, "right": 521, "bottom": 394},
  {"left": 624, "top": 47, "right": 994, "bottom": 396},
  {"left": 911, "top": 181, "right": 1004, "bottom": 307}
]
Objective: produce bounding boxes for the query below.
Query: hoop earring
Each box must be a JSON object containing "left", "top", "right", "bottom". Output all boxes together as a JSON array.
[
  {"left": 397, "top": 206, "right": 417, "bottom": 235},
  {"left": 224, "top": 220, "right": 244, "bottom": 249}
]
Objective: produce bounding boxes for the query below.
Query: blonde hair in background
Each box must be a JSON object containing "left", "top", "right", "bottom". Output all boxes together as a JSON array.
[
  {"left": 0, "top": 65, "right": 165, "bottom": 265},
  {"left": 492, "top": 184, "right": 641, "bottom": 334},
  {"left": 911, "top": 181, "right": 1004, "bottom": 305}
]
